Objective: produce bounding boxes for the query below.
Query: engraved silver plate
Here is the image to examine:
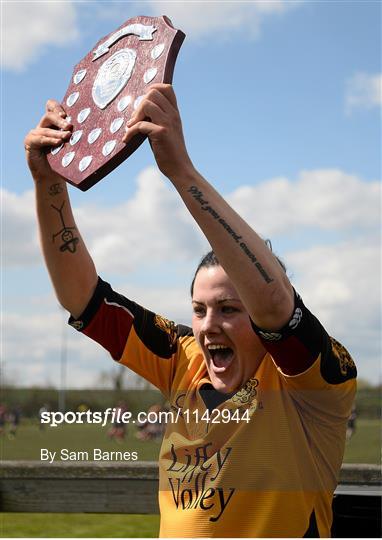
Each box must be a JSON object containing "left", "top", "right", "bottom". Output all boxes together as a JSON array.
[
  {"left": 102, "top": 140, "right": 116, "bottom": 156},
  {"left": 110, "top": 117, "right": 124, "bottom": 134},
  {"left": 88, "top": 127, "right": 102, "bottom": 144},
  {"left": 134, "top": 95, "right": 144, "bottom": 110},
  {"left": 62, "top": 151, "right": 75, "bottom": 167},
  {"left": 77, "top": 108, "right": 91, "bottom": 123},
  {"left": 51, "top": 143, "right": 63, "bottom": 155},
  {"left": 92, "top": 23, "right": 156, "bottom": 61},
  {"left": 143, "top": 67, "right": 157, "bottom": 84},
  {"left": 66, "top": 92, "right": 79, "bottom": 107},
  {"left": 70, "top": 130, "right": 83, "bottom": 145},
  {"left": 79, "top": 155, "right": 93, "bottom": 172},
  {"left": 73, "top": 69, "right": 87, "bottom": 84},
  {"left": 151, "top": 43, "right": 165, "bottom": 60},
  {"left": 92, "top": 48, "right": 137, "bottom": 110},
  {"left": 117, "top": 95, "right": 131, "bottom": 112}
]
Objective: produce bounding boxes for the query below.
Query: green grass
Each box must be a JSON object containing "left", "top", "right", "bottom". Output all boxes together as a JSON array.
[
  {"left": 0, "top": 419, "right": 380, "bottom": 538},
  {"left": 343, "top": 418, "right": 381, "bottom": 463},
  {"left": 1, "top": 421, "right": 161, "bottom": 461},
  {"left": 1, "top": 423, "right": 162, "bottom": 537},
  {"left": 0, "top": 513, "right": 160, "bottom": 538},
  {"left": 1, "top": 418, "right": 380, "bottom": 463}
]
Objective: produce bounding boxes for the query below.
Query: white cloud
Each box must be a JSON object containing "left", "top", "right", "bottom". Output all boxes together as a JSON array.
[
  {"left": 227, "top": 168, "right": 380, "bottom": 236},
  {"left": 102, "top": 0, "right": 302, "bottom": 41},
  {"left": 345, "top": 72, "right": 382, "bottom": 112},
  {"left": 75, "top": 167, "right": 206, "bottom": 274},
  {"left": 1, "top": 188, "right": 40, "bottom": 265},
  {"left": 3, "top": 238, "right": 380, "bottom": 386},
  {"left": 2, "top": 281, "right": 192, "bottom": 389},
  {"left": 1, "top": 167, "right": 206, "bottom": 270},
  {"left": 3, "top": 306, "right": 110, "bottom": 388},
  {"left": 118, "top": 281, "right": 192, "bottom": 325},
  {"left": 3, "top": 167, "right": 380, "bottom": 270},
  {"left": 286, "top": 240, "right": 381, "bottom": 382},
  {"left": 0, "top": 0, "right": 302, "bottom": 70},
  {"left": 286, "top": 240, "right": 380, "bottom": 334},
  {"left": 2, "top": 1, "right": 79, "bottom": 71},
  {"left": 3, "top": 166, "right": 380, "bottom": 384}
]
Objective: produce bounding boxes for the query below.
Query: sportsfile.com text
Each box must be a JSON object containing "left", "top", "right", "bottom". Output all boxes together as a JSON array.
[{"left": 40, "top": 408, "right": 251, "bottom": 428}]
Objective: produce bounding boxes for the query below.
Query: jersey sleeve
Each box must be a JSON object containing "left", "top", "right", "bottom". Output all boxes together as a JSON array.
[
  {"left": 251, "top": 288, "right": 357, "bottom": 383},
  {"left": 68, "top": 276, "right": 192, "bottom": 396},
  {"left": 251, "top": 289, "right": 357, "bottom": 422}
]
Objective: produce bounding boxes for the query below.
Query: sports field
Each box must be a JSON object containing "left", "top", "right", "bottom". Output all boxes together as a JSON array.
[
  {"left": 1, "top": 514, "right": 160, "bottom": 538},
  {"left": 1, "top": 421, "right": 162, "bottom": 461},
  {"left": 1, "top": 419, "right": 380, "bottom": 537},
  {"left": 1, "top": 418, "right": 380, "bottom": 462}
]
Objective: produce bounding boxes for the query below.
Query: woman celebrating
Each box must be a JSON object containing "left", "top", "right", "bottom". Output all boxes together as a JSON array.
[{"left": 25, "top": 83, "right": 356, "bottom": 537}]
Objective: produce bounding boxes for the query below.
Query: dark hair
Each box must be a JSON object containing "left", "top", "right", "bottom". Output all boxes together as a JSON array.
[
  {"left": 190, "top": 241, "right": 287, "bottom": 297},
  {"left": 190, "top": 251, "right": 220, "bottom": 297}
]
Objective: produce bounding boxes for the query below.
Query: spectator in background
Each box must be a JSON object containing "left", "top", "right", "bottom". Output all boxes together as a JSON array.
[
  {"left": 136, "top": 403, "right": 167, "bottom": 441},
  {"left": 108, "top": 401, "right": 128, "bottom": 442},
  {"left": 0, "top": 403, "right": 7, "bottom": 436},
  {"left": 8, "top": 406, "right": 21, "bottom": 439},
  {"left": 38, "top": 403, "right": 50, "bottom": 431},
  {"left": 346, "top": 403, "right": 357, "bottom": 440}
]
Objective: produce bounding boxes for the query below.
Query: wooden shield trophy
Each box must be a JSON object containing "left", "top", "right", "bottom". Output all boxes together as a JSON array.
[{"left": 47, "top": 16, "right": 185, "bottom": 191}]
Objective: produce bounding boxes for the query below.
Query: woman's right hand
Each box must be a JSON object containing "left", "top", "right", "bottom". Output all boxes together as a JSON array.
[{"left": 24, "top": 99, "right": 72, "bottom": 181}]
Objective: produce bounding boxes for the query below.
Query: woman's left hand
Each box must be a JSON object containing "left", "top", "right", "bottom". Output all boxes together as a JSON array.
[{"left": 122, "top": 83, "right": 195, "bottom": 181}]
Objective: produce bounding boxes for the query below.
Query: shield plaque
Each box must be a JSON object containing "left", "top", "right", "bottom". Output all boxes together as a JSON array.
[{"left": 47, "top": 16, "right": 185, "bottom": 191}]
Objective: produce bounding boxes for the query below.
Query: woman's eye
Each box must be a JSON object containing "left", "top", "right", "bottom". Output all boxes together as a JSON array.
[
  {"left": 193, "top": 307, "right": 205, "bottom": 316},
  {"left": 222, "top": 306, "right": 237, "bottom": 314}
]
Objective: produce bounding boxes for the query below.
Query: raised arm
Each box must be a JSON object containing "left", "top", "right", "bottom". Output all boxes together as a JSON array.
[
  {"left": 24, "top": 100, "right": 98, "bottom": 317},
  {"left": 123, "top": 84, "right": 294, "bottom": 331}
]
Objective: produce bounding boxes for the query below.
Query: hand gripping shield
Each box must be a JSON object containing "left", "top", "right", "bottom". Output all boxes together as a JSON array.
[{"left": 47, "top": 16, "right": 185, "bottom": 191}]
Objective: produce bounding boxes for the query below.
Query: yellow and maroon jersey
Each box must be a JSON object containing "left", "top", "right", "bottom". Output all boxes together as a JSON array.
[{"left": 69, "top": 277, "right": 357, "bottom": 537}]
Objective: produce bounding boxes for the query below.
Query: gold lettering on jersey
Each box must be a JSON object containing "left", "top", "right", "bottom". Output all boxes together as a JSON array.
[
  {"left": 154, "top": 314, "right": 177, "bottom": 347},
  {"left": 330, "top": 337, "right": 356, "bottom": 376},
  {"left": 167, "top": 443, "right": 235, "bottom": 521}
]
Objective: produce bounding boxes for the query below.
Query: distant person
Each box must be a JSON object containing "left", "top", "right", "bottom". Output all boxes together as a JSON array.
[
  {"left": 108, "top": 401, "right": 128, "bottom": 442},
  {"left": 8, "top": 406, "right": 21, "bottom": 439},
  {"left": 38, "top": 403, "right": 50, "bottom": 431},
  {"left": 136, "top": 403, "right": 166, "bottom": 441},
  {"left": 0, "top": 403, "right": 7, "bottom": 436},
  {"left": 25, "top": 84, "right": 357, "bottom": 537},
  {"left": 346, "top": 403, "right": 357, "bottom": 440}
]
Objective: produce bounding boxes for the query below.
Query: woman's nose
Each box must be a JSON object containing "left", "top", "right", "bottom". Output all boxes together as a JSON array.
[{"left": 201, "top": 310, "right": 220, "bottom": 334}]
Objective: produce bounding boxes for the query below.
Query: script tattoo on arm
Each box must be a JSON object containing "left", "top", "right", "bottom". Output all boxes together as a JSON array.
[
  {"left": 51, "top": 201, "right": 79, "bottom": 253},
  {"left": 187, "top": 186, "right": 273, "bottom": 284},
  {"left": 48, "top": 183, "right": 63, "bottom": 197}
]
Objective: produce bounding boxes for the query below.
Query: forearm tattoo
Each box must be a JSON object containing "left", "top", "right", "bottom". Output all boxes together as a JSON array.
[
  {"left": 188, "top": 186, "right": 273, "bottom": 284},
  {"left": 48, "top": 183, "right": 63, "bottom": 197},
  {"left": 51, "top": 201, "right": 79, "bottom": 253}
]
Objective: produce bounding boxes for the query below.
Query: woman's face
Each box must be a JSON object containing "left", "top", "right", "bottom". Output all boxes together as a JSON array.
[{"left": 192, "top": 265, "right": 265, "bottom": 394}]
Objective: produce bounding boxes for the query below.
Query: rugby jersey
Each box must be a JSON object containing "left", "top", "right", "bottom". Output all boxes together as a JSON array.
[{"left": 69, "top": 277, "right": 356, "bottom": 537}]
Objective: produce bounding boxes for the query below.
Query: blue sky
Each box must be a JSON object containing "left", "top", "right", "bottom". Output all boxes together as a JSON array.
[{"left": 2, "top": 0, "right": 381, "bottom": 388}]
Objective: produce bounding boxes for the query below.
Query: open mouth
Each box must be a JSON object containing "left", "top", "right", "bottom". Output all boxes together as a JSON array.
[{"left": 207, "top": 344, "right": 234, "bottom": 371}]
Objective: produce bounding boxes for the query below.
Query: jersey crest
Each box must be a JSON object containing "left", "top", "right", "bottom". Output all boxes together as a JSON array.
[
  {"left": 154, "top": 314, "right": 177, "bottom": 347},
  {"left": 330, "top": 336, "right": 356, "bottom": 377}
]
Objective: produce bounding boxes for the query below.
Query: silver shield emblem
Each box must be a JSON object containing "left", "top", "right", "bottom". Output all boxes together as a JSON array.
[{"left": 92, "top": 48, "right": 137, "bottom": 110}]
